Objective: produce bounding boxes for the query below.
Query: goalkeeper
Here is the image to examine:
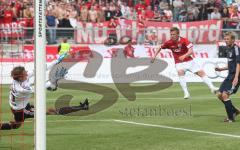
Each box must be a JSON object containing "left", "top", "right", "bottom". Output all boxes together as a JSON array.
[{"left": 0, "top": 53, "right": 88, "bottom": 130}]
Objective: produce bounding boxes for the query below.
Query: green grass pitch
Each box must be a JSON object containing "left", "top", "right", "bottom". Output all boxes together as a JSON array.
[{"left": 0, "top": 83, "right": 240, "bottom": 150}]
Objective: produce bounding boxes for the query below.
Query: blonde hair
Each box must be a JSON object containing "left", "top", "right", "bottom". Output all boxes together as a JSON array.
[
  {"left": 170, "top": 27, "right": 180, "bottom": 34},
  {"left": 224, "top": 32, "right": 235, "bottom": 40}
]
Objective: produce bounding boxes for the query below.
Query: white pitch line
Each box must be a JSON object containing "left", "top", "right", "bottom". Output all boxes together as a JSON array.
[
  {"left": 24, "top": 119, "right": 113, "bottom": 123},
  {"left": 114, "top": 120, "right": 240, "bottom": 138},
  {"left": 20, "top": 119, "right": 240, "bottom": 138},
  {"left": 47, "top": 119, "right": 113, "bottom": 122},
  {"left": 45, "top": 96, "right": 221, "bottom": 101}
]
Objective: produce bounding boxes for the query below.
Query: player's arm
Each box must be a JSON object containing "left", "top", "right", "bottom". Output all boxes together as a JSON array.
[
  {"left": 232, "top": 63, "right": 240, "bottom": 86},
  {"left": 232, "top": 47, "right": 240, "bottom": 86},
  {"left": 215, "top": 66, "right": 228, "bottom": 71},
  {"left": 58, "top": 45, "right": 61, "bottom": 53},
  {"left": 14, "top": 83, "right": 34, "bottom": 94},
  {"left": 151, "top": 46, "right": 162, "bottom": 63},
  {"left": 179, "top": 42, "right": 193, "bottom": 61},
  {"left": 26, "top": 52, "right": 68, "bottom": 80}
]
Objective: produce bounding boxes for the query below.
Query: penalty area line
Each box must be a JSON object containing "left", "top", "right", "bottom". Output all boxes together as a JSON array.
[{"left": 114, "top": 120, "right": 240, "bottom": 139}]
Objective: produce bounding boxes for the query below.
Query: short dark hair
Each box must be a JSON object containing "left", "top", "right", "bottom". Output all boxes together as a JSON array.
[
  {"left": 11, "top": 66, "right": 26, "bottom": 81},
  {"left": 170, "top": 27, "right": 180, "bottom": 34}
]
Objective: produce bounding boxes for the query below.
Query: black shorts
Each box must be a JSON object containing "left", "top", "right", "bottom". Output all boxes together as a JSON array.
[
  {"left": 11, "top": 107, "right": 34, "bottom": 122},
  {"left": 219, "top": 75, "right": 240, "bottom": 94}
]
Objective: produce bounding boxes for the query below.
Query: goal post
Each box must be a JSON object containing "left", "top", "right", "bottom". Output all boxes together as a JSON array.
[{"left": 34, "top": 0, "right": 46, "bottom": 149}]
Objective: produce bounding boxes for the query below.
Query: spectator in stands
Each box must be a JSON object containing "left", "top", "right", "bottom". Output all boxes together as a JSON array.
[
  {"left": 88, "top": 6, "right": 98, "bottom": 23},
  {"left": 9, "top": 2, "right": 18, "bottom": 22},
  {"left": 145, "top": 29, "right": 158, "bottom": 45},
  {"left": 173, "top": 0, "right": 184, "bottom": 22},
  {"left": 135, "top": 1, "right": 146, "bottom": 15},
  {"left": 46, "top": 10, "right": 57, "bottom": 44},
  {"left": 137, "top": 17, "right": 145, "bottom": 44},
  {"left": 190, "top": 3, "right": 200, "bottom": 21},
  {"left": 178, "top": 9, "right": 187, "bottom": 22},
  {"left": 58, "top": 13, "right": 72, "bottom": 28},
  {"left": 80, "top": 5, "right": 88, "bottom": 22},
  {"left": 120, "top": 2, "right": 131, "bottom": 19},
  {"left": 97, "top": 5, "right": 105, "bottom": 22},
  {"left": 114, "top": 6, "right": 123, "bottom": 19},
  {"left": 163, "top": 5, "right": 173, "bottom": 22},
  {"left": 152, "top": 5, "right": 161, "bottom": 21},
  {"left": 221, "top": 6, "right": 230, "bottom": 29},
  {"left": 145, "top": 6, "right": 154, "bottom": 20},
  {"left": 105, "top": 4, "right": 113, "bottom": 21},
  {"left": 3, "top": 4, "right": 15, "bottom": 24},
  {"left": 126, "top": 7, "right": 137, "bottom": 20},
  {"left": 68, "top": 4, "right": 78, "bottom": 28},
  {"left": 228, "top": 5, "right": 240, "bottom": 29},
  {"left": 158, "top": 0, "right": 168, "bottom": 12},
  {"left": 106, "top": 17, "right": 119, "bottom": 45},
  {"left": 138, "top": 8, "right": 146, "bottom": 20},
  {"left": 85, "top": 0, "right": 92, "bottom": 10},
  {"left": 210, "top": 7, "right": 221, "bottom": 20},
  {"left": 109, "top": 2, "right": 116, "bottom": 12},
  {"left": 205, "top": 0, "right": 216, "bottom": 19},
  {"left": 197, "top": 4, "right": 208, "bottom": 20}
]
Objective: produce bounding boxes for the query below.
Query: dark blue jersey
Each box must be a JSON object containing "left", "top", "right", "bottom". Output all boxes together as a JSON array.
[{"left": 226, "top": 44, "right": 240, "bottom": 76}]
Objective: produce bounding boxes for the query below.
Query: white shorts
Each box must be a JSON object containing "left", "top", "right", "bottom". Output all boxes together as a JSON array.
[{"left": 175, "top": 60, "right": 202, "bottom": 73}]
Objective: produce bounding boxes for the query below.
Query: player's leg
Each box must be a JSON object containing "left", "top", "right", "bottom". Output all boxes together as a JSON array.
[
  {"left": 176, "top": 62, "right": 190, "bottom": 99},
  {"left": 177, "top": 69, "right": 190, "bottom": 99},
  {"left": 46, "top": 52, "right": 68, "bottom": 71},
  {"left": 190, "top": 60, "right": 218, "bottom": 93},
  {"left": 47, "top": 99, "right": 89, "bottom": 115},
  {"left": 221, "top": 92, "right": 235, "bottom": 122},
  {"left": 25, "top": 103, "right": 34, "bottom": 112},
  {"left": 218, "top": 78, "right": 239, "bottom": 122},
  {"left": 195, "top": 70, "right": 218, "bottom": 93},
  {"left": 0, "top": 109, "right": 24, "bottom": 130}
]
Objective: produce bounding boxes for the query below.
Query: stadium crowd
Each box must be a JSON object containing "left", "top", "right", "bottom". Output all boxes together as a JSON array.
[{"left": 0, "top": 0, "right": 239, "bottom": 29}]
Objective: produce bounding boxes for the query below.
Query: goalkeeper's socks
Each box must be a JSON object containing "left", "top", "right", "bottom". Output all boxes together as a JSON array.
[
  {"left": 0, "top": 123, "right": 12, "bottom": 130},
  {"left": 223, "top": 100, "right": 235, "bottom": 121}
]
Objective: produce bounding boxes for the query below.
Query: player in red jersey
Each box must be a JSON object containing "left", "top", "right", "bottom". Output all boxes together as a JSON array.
[{"left": 151, "top": 27, "right": 218, "bottom": 99}]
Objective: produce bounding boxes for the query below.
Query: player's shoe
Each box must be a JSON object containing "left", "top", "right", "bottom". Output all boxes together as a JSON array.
[
  {"left": 80, "top": 98, "right": 89, "bottom": 110},
  {"left": 184, "top": 92, "right": 190, "bottom": 99},
  {"left": 223, "top": 110, "right": 239, "bottom": 122},
  {"left": 235, "top": 109, "right": 240, "bottom": 117},
  {"left": 211, "top": 86, "right": 219, "bottom": 94},
  {"left": 223, "top": 118, "right": 234, "bottom": 123},
  {"left": 57, "top": 52, "right": 68, "bottom": 63}
]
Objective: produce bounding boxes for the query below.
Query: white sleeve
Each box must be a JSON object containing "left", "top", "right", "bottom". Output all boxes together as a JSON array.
[
  {"left": 27, "top": 70, "right": 34, "bottom": 78},
  {"left": 14, "top": 83, "right": 34, "bottom": 94}
]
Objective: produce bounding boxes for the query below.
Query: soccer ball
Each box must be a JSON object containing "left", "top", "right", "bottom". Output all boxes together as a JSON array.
[{"left": 46, "top": 81, "right": 58, "bottom": 91}]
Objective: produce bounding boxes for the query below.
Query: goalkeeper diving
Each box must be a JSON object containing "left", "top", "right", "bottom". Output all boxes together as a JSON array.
[{"left": 0, "top": 52, "right": 89, "bottom": 130}]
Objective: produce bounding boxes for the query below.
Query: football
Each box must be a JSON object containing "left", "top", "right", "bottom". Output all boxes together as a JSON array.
[{"left": 46, "top": 81, "right": 58, "bottom": 91}]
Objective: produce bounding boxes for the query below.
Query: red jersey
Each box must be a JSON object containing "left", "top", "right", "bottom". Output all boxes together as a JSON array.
[
  {"left": 108, "top": 20, "right": 118, "bottom": 34},
  {"left": 124, "top": 44, "right": 135, "bottom": 58},
  {"left": 161, "top": 37, "right": 193, "bottom": 64},
  {"left": 4, "top": 10, "right": 14, "bottom": 23},
  {"left": 135, "top": 4, "right": 146, "bottom": 15},
  {"left": 145, "top": 10, "right": 154, "bottom": 19}
]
